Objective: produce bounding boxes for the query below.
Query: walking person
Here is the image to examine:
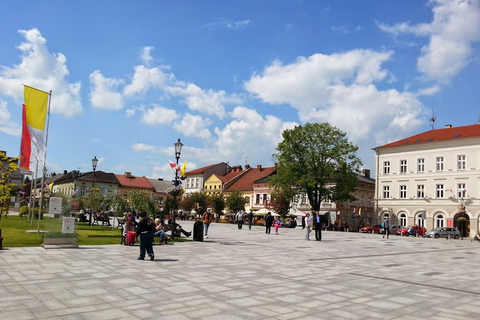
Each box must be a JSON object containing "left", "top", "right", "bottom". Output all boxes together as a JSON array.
[
  {"left": 274, "top": 218, "right": 280, "bottom": 235},
  {"left": 136, "top": 212, "right": 155, "bottom": 261},
  {"left": 236, "top": 210, "right": 245, "bottom": 230},
  {"left": 247, "top": 209, "right": 254, "bottom": 230},
  {"left": 313, "top": 211, "right": 322, "bottom": 241},
  {"left": 265, "top": 212, "right": 274, "bottom": 234},
  {"left": 202, "top": 208, "right": 214, "bottom": 238},
  {"left": 382, "top": 217, "right": 390, "bottom": 239},
  {"left": 305, "top": 212, "right": 312, "bottom": 240}
]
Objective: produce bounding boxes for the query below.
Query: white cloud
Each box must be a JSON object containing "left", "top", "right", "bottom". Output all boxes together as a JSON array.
[
  {"left": 141, "top": 46, "right": 154, "bottom": 66},
  {"left": 378, "top": 0, "right": 480, "bottom": 82},
  {"left": 141, "top": 105, "right": 179, "bottom": 125},
  {"left": 214, "top": 106, "right": 297, "bottom": 165},
  {"left": 123, "top": 65, "right": 172, "bottom": 97},
  {"left": 0, "top": 99, "right": 21, "bottom": 136},
  {"left": 132, "top": 142, "right": 156, "bottom": 152},
  {"left": 0, "top": 28, "right": 82, "bottom": 117},
  {"left": 227, "top": 19, "right": 252, "bottom": 29},
  {"left": 173, "top": 113, "right": 212, "bottom": 139},
  {"left": 167, "top": 82, "right": 242, "bottom": 118},
  {"left": 89, "top": 70, "right": 124, "bottom": 110}
]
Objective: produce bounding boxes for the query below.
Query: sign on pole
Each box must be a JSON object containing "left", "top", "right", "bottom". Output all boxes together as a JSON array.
[{"left": 48, "top": 197, "right": 62, "bottom": 216}]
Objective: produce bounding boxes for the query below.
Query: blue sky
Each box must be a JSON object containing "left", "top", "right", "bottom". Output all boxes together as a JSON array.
[{"left": 1, "top": 0, "right": 479, "bottom": 181}]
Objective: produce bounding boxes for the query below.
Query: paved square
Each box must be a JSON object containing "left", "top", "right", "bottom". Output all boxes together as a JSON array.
[{"left": 1, "top": 221, "right": 480, "bottom": 319}]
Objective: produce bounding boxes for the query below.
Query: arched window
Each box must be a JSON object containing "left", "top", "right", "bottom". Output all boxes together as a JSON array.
[
  {"left": 416, "top": 213, "right": 424, "bottom": 227},
  {"left": 435, "top": 214, "right": 445, "bottom": 228},
  {"left": 399, "top": 213, "right": 407, "bottom": 227}
]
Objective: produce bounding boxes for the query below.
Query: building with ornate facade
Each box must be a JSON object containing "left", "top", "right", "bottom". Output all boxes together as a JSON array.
[{"left": 373, "top": 123, "right": 480, "bottom": 238}]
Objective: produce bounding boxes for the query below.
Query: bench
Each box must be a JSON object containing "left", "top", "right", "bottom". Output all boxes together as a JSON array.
[{"left": 93, "top": 215, "right": 111, "bottom": 226}]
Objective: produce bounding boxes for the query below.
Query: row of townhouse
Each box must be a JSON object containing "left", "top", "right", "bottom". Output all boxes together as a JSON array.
[{"left": 374, "top": 122, "right": 480, "bottom": 238}]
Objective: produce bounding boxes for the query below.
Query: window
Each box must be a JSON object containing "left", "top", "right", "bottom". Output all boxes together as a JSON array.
[
  {"left": 383, "top": 186, "right": 390, "bottom": 199},
  {"left": 263, "top": 194, "right": 268, "bottom": 204},
  {"left": 457, "top": 155, "right": 466, "bottom": 170},
  {"left": 435, "top": 214, "right": 445, "bottom": 228},
  {"left": 195, "top": 178, "right": 199, "bottom": 188},
  {"left": 436, "top": 184, "right": 444, "bottom": 198},
  {"left": 187, "top": 179, "right": 191, "bottom": 188},
  {"left": 400, "top": 160, "right": 407, "bottom": 173},
  {"left": 256, "top": 194, "right": 260, "bottom": 204},
  {"left": 383, "top": 161, "right": 390, "bottom": 174},
  {"left": 417, "top": 158, "right": 425, "bottom": 172},
  {"left": 416, "top": 213, "right": 424, "bottom": 227},
  {"left": 399, "top": 213, "right": 407, "bottom": 227},
  {"left": 417, "top": 185, "right": 425, "bottom": 199},
  {"left": 457, "top": 183, "right": 466, "bottom": 198},
  {"left": 436, "top": 156, "right": 444, "bottom": 171},
  {"left": 399, "top": 185, "right": 407, "bottom": 199}
]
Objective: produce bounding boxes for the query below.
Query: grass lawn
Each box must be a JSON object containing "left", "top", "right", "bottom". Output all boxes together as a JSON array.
[{"left": 0, "top": 215, "right": 189, "bottom": 248}]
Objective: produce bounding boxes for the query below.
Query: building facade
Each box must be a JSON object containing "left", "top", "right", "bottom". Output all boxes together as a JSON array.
[{"left": 373, "top": 123, "right": 480, "bottom": 238}]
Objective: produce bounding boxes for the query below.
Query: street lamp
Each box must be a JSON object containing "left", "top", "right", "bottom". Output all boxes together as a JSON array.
[
  {"left": 171, "top": 139, "right": 183, "bottom": 240},
  {"left": 89, "top": 156, "right": 98, "bottom": 225}
]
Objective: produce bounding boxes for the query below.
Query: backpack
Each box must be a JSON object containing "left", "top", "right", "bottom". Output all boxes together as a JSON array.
[{"left": 381, "top": 222, "right": 385, "bottom": 228}]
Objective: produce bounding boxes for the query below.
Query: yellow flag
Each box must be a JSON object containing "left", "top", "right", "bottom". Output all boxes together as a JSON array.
[
  {"left": 180, "top": 161, "right": 187, "bottom": 177},
  {"left": 24, "top": 85, "right": 48, "bottom": 130}
]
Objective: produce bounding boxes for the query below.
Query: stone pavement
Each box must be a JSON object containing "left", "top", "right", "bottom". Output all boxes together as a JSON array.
[{"left": 1, "top": 221, "right": 480, "bottom": 320}]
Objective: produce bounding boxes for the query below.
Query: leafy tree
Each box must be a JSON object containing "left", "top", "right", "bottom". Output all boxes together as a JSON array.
[
  {"left": 209, "top": 192, "right": 225, "bottom": 216},
  {"left": 270, "top": 123, "right": 362, "bottom": 212},
  {"left": 268, "top": 189, "right": 291, "bottom": 218},
  {"left": 0, "top": 153, "right": 20, "bottom": 220},
  {"left": 80, "top": 188, "right": 104, "bottom": 213},
  {"left": 225, "top": 190, "right": 247, "bottom": 213},
  {"left": 187, "top": 192, "right": 209, "bottom": 216},
  {"left": 128, "top": 190, "right": 156, "bottom": 214}
]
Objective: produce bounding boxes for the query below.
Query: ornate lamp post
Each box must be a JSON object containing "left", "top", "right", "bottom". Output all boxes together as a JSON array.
[
  {"left": 171, "top": 139, "right": 183, "bottom": 240},
  {"left": 89, "top": 156, "right": 98, "bottom": 225}
]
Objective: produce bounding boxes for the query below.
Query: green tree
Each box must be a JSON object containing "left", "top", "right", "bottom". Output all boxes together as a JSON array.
[
  {"left": 268, "top": 189, "right": 291, "bottom": 218},
  {"left": 225, "top": 190, "right": 247, "bottom": 213},
  {"left": 128, "top": 190, "right": 156, "bottom": 214},
  {"left": 187, "top": 192, "right": 209, "bottom": 216},
  {"left": 270, "top": 123, "right": 362, "bottom": 211},
  {"left": 0, "top": 153, "right": 20, "bottom": 220},
  {"left": 209, "top": 192, "right": 225, "bottom": 216}
]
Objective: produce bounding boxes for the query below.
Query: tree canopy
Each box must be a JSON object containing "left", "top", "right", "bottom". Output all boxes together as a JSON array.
[{"left": 270, "top": 123, "right": 362, "bottom": 211}]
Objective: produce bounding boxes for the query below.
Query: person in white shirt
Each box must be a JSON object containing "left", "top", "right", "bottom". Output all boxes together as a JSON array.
[{"left": 305, "top": 213, "right": 312, "bottom": 240}]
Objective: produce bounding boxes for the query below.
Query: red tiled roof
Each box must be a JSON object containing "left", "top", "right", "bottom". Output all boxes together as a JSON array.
[
  {"left": 115, "top": 174, "right": 154, "bottom": 189},
  {"left": 218, "top": 167, "right": 246, "bottom": 183},
  {"left": 224, "top": 166, "right": 277, "bottom": 192},
  {"left": 375, "top": 123, "right": 480, "bottom": 149},
  {"left": 185, "top": 164, "right": 218, "bottom": 175}
]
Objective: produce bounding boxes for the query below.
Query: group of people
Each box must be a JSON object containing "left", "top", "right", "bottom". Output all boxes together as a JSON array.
[{"left": 304, "top": 212, "right": 323, "bottom": 241}]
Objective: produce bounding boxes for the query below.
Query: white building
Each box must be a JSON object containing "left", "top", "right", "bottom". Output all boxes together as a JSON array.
[{"left": 373, "top": 123, "right": 480, "bottom": 238}]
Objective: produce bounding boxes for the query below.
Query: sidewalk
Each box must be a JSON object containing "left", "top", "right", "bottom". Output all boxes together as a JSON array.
[{"left": 1, "top": 221, "right": 480, "bottom": 319}]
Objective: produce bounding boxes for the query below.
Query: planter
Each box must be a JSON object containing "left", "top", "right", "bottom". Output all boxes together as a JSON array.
[{"left": 42, "top": 237, "right": 78, "bottom": 248}]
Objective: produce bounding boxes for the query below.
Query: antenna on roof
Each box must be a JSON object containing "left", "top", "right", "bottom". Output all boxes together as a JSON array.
[
  {"left": 244, "top": 155, "right": 248, "bottom": 167},
  {"left": 430, "top": 107, "right": 437, "bottom": 130}
]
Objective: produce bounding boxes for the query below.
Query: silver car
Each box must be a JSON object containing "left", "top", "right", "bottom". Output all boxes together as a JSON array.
[{"left": 425, "top": 227, "right": 460, "bottom": 239}]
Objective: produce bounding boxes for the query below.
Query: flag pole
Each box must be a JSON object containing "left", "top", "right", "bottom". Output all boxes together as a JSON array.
[{"left": 37, "top": 91, "right": 52, "bottom": 232}]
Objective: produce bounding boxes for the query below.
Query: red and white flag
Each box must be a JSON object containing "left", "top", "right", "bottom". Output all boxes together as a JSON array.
[{"left": 168, "top": 160, "right": 180, "bottom": 172}]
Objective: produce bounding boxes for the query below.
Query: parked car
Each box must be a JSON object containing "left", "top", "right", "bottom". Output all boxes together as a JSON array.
[
  {"left": 360, "top": 224, "right": 382, "bottom": 234},
  {"left": 425, "top": 227, "right": 460, "bottom": 239},
  {"left": 396, "top": 226, "right": 427, "bottom": 237},
  {"left": 379, "top": 225, "right": 402, "bottom": 235}
]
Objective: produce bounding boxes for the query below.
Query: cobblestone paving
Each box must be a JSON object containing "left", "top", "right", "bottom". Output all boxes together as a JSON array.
[{"left": 1, "top": 221, "right": 480, "bottom": 319}]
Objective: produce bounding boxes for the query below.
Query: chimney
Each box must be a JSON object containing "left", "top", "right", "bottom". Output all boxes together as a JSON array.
[
  {"left": 245, "top": 164, "right": 251, "bottom": 170},
  {"left": 362, "top": 169, "right": 371, "bottom": 178},
  {"left": 157, "top": 178, "right": 163, "bottom": 181},
  {"left": 64, "top": 170, "right": 67, "bottom": 174},
  {"left": 257, "top": 165, "right": 262, "bottom": 171},
  {"left": 445, "top": 124, "right": 452, "bottom": 128},
  {"left": 125, "top": 172, "right": 132, "bottom": 178}
]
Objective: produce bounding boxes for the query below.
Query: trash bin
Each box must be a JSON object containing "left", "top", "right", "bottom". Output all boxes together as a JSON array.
[{"left": 193, "top": 221, "right": 203, "bottom": 241}]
